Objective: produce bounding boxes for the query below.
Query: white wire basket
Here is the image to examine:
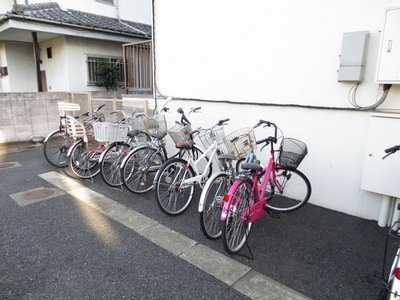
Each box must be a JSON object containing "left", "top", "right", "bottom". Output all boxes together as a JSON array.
[
  {"left": 168, "top": 124, "right": 192, "bottom": 144},
  {"left": 93, "top": 122, "right": 129, "bottom": 142},
  {"left": 128, "top": 115, "right": 146, "bottom": 131},
  {"left": 144, "top": 115, "right": 167, "bottom": 134},
  {"left": 198, "top": 126, "right": 225, "bottom": 150},
  {"left": 224, "top": 128, "right": 257, "bottom": 159}
]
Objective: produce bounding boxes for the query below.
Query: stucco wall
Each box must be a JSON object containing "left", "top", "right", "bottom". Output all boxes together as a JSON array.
[{"left": 153, "top": 0, "right": 400, "bottom": 221}]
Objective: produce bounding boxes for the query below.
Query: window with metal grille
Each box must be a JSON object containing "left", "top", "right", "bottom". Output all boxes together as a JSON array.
[{"left": 87, "top": 56, "right": 124, "bottom": 86}]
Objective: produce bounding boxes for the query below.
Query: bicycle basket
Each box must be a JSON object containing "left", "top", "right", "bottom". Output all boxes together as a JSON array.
[
  {"left": 168, "top": 123, "right": 192, "bottom": 144},
  {"left": 144, "top": 114, "right": 167, "bottom": 134},
  {"left": 93, "top": 122, "right": 129, "bottom": 142},
  {"left": 129, "top": 115, "right": 146, "bottom": 131},
  {"left": 224, "top": 128, "right": 257, "bottom": 159},
  {"left": 278, "top": 138, "right": 308, "bottom": 168},
  {"left": 198, "top": 126, "right": 225, "bottom": 150}
]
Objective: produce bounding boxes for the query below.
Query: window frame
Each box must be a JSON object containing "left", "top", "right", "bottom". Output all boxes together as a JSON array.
[{"left": 86, "top": 55, "right": 124, "bottom": 86}]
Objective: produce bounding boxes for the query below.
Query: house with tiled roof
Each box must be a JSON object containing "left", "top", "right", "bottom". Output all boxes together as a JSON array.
[{"left": 0, "top": 0, "right": 151, "bottom": 92}]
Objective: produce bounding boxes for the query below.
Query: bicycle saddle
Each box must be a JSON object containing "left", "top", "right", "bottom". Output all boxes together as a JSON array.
[
  {"left": 151, "top": 132, "right": 168, "bottom": 140},
  {"left": 175, "top": 140, "right": 195, "bottom": 149},
  {"left": 241, "top": 162, "right": 263, "bottom": 172}
]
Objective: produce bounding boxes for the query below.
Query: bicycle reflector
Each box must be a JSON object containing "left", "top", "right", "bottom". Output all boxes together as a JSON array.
[
  {"left": 223, "top": 194, "right": 230, "bottom": 202},
  {"left": 395, "top": 268, "right": 400, "bottom": 280}
]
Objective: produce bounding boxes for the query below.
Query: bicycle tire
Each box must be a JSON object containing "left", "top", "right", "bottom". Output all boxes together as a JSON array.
[
  {"left": 222, "top": 179, "right": 253, "bottom": 254},
  {"left": 121, "top": 146, "right": 164, "bottom": 194},
  {"left": 43, "top": 129, "right": 72, "bottom": 168},
  {"left": 199, "top": 172, "right": 229, "bottom": 240},
  {"left": 100, "top": 142, "right": 130, "bottom": 187},
  {"left": 68, "top": 140, "right": 101, "bottom": 179},
  {"left": 154, "top": 157, "right": 195, "bottom": 215},
  {"left": 265, "top": 166, "right": 311, "bottom": 212}
]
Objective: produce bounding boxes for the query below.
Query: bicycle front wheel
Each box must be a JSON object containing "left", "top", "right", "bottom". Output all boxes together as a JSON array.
[
  {"left": 43, "top": 130, "right": 72, "bottom": 168},
  {"left": 155, "top": 158, "right": 195, "bottom": 215},
  {"left": 199, "top": 172, "right": 229, "bottom": 240},
  {"left": 121, "top": 146, "right": 164, "bottom": 194},
  {"left": 265, "top": 166, "right": 311, "bottom": 212},
  {"left": 222, "top": 179, "right": 253, "bottom": 255},
  {"left": 68, "top": 141, "right": 101, "bottom": 179},
  {"left": 100, "top": 142, "right": 130, "bottom": 187}
]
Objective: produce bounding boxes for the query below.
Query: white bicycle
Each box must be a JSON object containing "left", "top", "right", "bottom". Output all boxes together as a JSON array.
[{"left": 153, "top": 118, "right": 229, "bottom": 215}]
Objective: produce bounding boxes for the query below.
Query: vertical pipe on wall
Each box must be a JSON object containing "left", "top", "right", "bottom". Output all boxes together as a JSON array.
[
  {"left": 32, "top": 32, "right": 42, "bottom": 92},
  {"left": 392, "top": 198, "right": 400, "bottom": 230},
  {"left": 378, "top": 195, "right": 392, "bottom": 227}
]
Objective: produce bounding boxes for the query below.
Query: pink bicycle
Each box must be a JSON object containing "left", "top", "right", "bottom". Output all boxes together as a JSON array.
[{"left": 221, "top": 119, "right": 311, "bottom": 255}]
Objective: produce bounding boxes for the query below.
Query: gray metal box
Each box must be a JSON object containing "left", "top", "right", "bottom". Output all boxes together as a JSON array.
[{"left": 338, "top": 31, "right": 370, "bottom": 82}]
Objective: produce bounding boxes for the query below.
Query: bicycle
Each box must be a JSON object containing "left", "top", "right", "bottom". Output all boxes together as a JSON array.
[
  {"left": 221, "top": 120, "right": 311, "bottom": 255},
  {"left": 98, "top": 109, "right": 151, "bottom": 187},
  {"left": 43, "top": 101, "right": 81, "bottom": 168},
  {"left": 153, "top": 118, "right": 230, "bottom": 216},
  {"left": 66, "top": 104, "right": 107, "bottom": 179},
  {"left": 198, "top": 127, "right": 260, "bottom": 240},
  {"left": 120, "top": 104, "right": 203, "bottom": 194},
  {"left": 377, "top": 145, "right": 400, "bottom": 300}
]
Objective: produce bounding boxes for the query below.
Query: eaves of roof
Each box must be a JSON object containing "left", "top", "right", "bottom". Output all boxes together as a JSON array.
[{"left": 0, "top": 2, "right": 151, "bottom": 39}]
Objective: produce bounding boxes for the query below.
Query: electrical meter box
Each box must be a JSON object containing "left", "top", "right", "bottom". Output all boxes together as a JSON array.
[
  {"left": 361, "top": 113, "right": 400, "bottom": 197},
  {"left": 338, "top": 31, "right": 369, "bottom": 82},
  {"left": 376, "top": 7, "right": 400, "bottom": 84}
]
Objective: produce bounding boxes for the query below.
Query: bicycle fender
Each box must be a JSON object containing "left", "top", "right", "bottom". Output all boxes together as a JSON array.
[
  {"left": 120, "top": 144, "right": 159, "bottom": 169},
  {"left": 66, "top": 140, "right": 83, "bottom": 157},
  {"left": 44, "top": 129, "right": 64, "bottom": 142},
  {"left": 220, "top": 180, "right": 243, "bottom": 221},
  {"left": 198, "top": 171, "right": 228, "bottom": 212}
]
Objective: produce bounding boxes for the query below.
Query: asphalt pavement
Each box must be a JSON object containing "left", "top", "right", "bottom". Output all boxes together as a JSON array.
[{"left": 0, "top": 143, "right": 397, "bottom": 300}]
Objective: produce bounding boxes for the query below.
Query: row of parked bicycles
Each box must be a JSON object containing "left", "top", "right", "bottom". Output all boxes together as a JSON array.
[{"left": 43, "top": 98, "right": 312, "bottom": 255}]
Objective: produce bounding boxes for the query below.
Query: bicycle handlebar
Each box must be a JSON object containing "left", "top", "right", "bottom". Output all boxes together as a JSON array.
[
  {"left": 218, "top": 118, "right": 229, "bottom": 126},
  {"left": 383, "top": 145, "right": 400, "bottom": 159},
  {"left": 385, "top": 145, "right": 400, "bottom": 154}
]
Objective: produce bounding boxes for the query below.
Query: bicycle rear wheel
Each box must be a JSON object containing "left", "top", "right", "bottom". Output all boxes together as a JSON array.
[
  {"left": 154, "top": 158, "right": 195, "bottom": 215},
  {"left": 265, "top": 166, "right": 311, "bottom": 212},
  {"left": 200, "top": 172, "right": 229, "bottom": 240},
  {"left": 43, "top": 129, "right": 72, "bottom": 168},
  {"left": 68, "top": 140, "right": 101, "bottom": 179},
  {"left": 222, "top": 179, "right": 253, "bottom": 255},
  {"left": 121, "top": 146, "right": 164, "bottom": 194},
  {"left": 100, "top": 142, "right": 130, "bottom": 187}
]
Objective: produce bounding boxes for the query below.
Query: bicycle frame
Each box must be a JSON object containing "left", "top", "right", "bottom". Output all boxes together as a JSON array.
[
  {"left": 198, "top": 148, "right": 256, "bottom": 213},
  {"left": 179, "top": 141, "right": 222, "bottom": 189},
  {"left": 221, "top": 143, "right": 283, "bottom": 223}
]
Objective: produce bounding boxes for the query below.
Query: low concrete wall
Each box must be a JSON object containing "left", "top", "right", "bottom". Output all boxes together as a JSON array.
[{"left": 0, "top": 91, "right": 123, "bottom": 144}]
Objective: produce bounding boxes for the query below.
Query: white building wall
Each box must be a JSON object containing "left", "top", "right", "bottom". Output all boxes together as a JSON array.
[
  {"left": 40, "top": 37, "right": 68, "bottom": 92},
  {"left": 64, "top": 36, "right": 125, "bottom": 91},
  {"left": 153, "top": 0, "right": 400, "bottom": 221},
  {"left": 3, "top": 42, "right": 37, "bottom": 92}
]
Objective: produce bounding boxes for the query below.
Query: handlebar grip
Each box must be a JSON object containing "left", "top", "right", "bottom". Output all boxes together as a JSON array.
[
  {"left": 256, "top": 138, "right": 268, "bottom": 145},
  {"left": 193, "top": 107, "right": 201, "bottom": 112},
  {"left": 97, "top": 104, "right": 106, "bottom": 111},
  {"left": 218, "top": 118, "right": 229, "bottom": 125},
  {"left": 385, "top": 145, "right": 400, "bottom": 153}
]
